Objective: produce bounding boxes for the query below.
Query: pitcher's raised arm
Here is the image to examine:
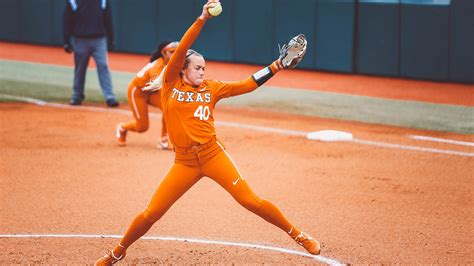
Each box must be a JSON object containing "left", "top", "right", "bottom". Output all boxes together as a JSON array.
[{"left": 163, "top": 1, "right": 219, "bottom": 86}]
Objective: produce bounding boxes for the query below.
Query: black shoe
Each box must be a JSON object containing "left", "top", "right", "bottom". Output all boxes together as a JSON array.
[
  {"left": 106, "top": 99, "right": 119, "bottom": 107},
  {"left": 70, "top": 99, "right": 82, "bottom": 105}
]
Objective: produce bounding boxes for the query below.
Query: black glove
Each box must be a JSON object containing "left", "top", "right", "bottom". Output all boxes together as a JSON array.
[
  {"left": 64, "top": 43, "right": 73, "bottom": 53},
  {"left": 107, "top": 41, "right": 115, "bottom": 51}
]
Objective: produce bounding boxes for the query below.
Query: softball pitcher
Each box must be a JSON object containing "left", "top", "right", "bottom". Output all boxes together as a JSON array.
[
  {"left": 115, "top": 41, "right": 178, "bottom": 149},
  {"left": 96, "top": 1, "right": 319, "bottom": 264}
]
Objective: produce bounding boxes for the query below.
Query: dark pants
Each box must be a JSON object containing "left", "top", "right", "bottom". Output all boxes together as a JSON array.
[{"left": 71, "top": 36, "right": 116, "bottom": 102}]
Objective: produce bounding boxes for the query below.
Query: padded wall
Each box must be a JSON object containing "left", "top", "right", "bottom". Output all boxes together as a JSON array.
[
  {"left": 357, "top": 1, "right": 400, "bottom": 76},
  {"left": 193, "top": 0, "right": 234, "bottom": 61},
  {"left": 0, "top": 0, "right": 21, "bottom": 41},
  {"left": 20, "top": 0, "right": 52, "bottom": 44},
  {"left": 449, "top": 0, "right": 474, "bottom": 83},
  {"left": 275, "top": 0, "right": 317, "bottom": 69},
  {"left": 315, "top": 0, "right": 356, "bottom": 73},
  {"left": 51, "top": 0, "right": 66, "bottom": 45},
  {"left": 400, "top": 3, "right": 450, "bottom": 80},
  {"left": 233, "top": 0, "right": 275, "bottom": 64},
  {"left": 115, "top": 0, "right": 158, "bottom": 54}
]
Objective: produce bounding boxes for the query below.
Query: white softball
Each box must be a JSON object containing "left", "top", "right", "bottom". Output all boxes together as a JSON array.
[{"left": 208, "top": 2, "right": 222, "bottom": 17}]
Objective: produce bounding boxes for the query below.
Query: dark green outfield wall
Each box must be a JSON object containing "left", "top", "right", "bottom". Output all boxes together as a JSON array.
[
  {"left": 449, "top": 0, "right": 474, "bottom": 83},
  {"left": 0, "top": 0, "right": 472, "bottom": 83},
  {"left": 356, "top": 1, "right": 400, "bottom": 77},
  {"left": 400, "top": 3, "right": 450, "bottom": 81}
]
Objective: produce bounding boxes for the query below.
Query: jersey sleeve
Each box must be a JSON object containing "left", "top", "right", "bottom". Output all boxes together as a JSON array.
[
  {"left": 213, "top": 61, "right": 282, "bottom": 101},
  {"left": 213, "top": 77, "right": 258, "bottom": 101},
  {"left": 163, "top": 18, "right": 206, "bottom": 92}
]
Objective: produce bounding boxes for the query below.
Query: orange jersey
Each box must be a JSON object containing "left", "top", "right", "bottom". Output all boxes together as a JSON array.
[
  {"left": 161, "top": 18, "right": 278, "bottom": 148},
  {"left": 132, "top": 57, "right": 166, "bottom": 88}
]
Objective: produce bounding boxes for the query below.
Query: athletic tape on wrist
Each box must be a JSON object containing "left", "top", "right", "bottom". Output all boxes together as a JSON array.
[{"left": 252, "top": 66, "right": 274, "bottom": 86}]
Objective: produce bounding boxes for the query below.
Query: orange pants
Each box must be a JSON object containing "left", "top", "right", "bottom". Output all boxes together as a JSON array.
[
  {"left": 122, "top": 82, "right": 167, "bottom": 138},
  {"left": 118, "top": 138, "right": 299, "bottom": 248}
]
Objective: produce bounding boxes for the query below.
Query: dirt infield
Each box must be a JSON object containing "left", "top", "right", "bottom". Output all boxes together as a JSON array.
[
  {"left": 1, "top": 102, "right": 473, "bottom": 264},
  {"left": 1, "top": 41, "right": 473, "bottom": 264}
]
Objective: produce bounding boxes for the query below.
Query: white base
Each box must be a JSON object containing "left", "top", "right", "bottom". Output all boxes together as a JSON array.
[{"left": 306, "top": 130, "right": 353, "bottom": 142}]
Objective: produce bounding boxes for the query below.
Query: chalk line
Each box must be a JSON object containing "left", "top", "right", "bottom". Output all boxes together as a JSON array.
[
  {"left": 408, "top": 135, "right": 474, "bottom": 147},
  {"left": 1, "top": 94, "right": 472, "bottom": 157},
  {"left": 0, "top": 234, "right": 346, "bottom": 265}
]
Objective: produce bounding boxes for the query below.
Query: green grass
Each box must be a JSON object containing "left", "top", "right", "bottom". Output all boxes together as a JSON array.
[
  {"left": 224, "top": 86, "right": 474, "bottom": 134},
  {"left": 1, "top": 59, "right": 473, "bottom": 134},
  {"left": 0, "top": 79, "right": 104, "bottom": 103},
  {"left": 0, "top": 60, "right": 132, "bottom": 103}
]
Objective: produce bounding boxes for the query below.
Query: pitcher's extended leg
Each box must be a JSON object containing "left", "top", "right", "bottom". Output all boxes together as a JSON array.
[
  {"left": 202, "top": 149, "right": 295, "bottom": 234},
  {"left": 202, "top": 149, "right": 320, "bottom": 255},
  {"left": 112, "top": 163, "right": 201, "bottom": 256}
]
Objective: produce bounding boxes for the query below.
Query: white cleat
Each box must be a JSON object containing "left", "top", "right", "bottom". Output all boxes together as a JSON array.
[
  {"left": 158, "top": 136, "right": 170, "bottom": 150},
  {"left": 115, "top": 123, "right": 127, "bottom": 146}
]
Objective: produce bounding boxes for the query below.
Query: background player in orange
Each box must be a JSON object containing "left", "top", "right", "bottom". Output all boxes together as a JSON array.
[
  {"left": 115, "top": 41, "right": 178, "bottom": 149},
  {"left": 96, "top": 1, "right": 318, "bottom": 264}
]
